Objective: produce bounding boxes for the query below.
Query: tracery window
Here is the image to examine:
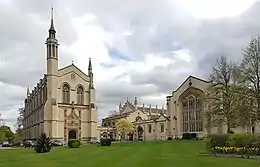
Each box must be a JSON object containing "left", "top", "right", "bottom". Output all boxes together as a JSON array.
[
  {"left": 182, "top": 95, "right": 203, "bottom": 133},
  {"left": 77, "top": 86, "right": 84, "bottom": 105},
  {"left": 62, "top": 84, "right": 70, "bottom": 103}
]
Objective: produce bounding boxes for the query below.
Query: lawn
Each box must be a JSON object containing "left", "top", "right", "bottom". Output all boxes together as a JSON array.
[{"left": 0, "top": 141, "right": 258, "bottom": 167}]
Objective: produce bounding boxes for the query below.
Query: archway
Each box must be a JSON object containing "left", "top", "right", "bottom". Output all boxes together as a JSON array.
[
  {"left": 68, "top": 130, "right": 77, "bottom": 140},
  {"left": 137, "top": 126, "right": 144, "bottom": 141},
  {"left": 128, "top": 132, "right": 134, "bottom": 141}
]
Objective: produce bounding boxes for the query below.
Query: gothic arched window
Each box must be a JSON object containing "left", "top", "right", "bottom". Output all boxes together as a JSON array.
[
  {"left": 62, "top": 84, "right": 70, "bottom": 103},
  {"left": 182, "top": 95, "right": 203, "bottom": 133},
  {"left": 77, "top": 86, "right": 84, "bottom": 105}
]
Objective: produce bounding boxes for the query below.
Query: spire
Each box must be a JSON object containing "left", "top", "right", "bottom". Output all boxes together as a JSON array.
[
  {"left": 88, "top": 57, "right": 92, "bottom": 71},
  {"left": 27, "top": 87, "right": 30, "bottom": 97},
  {"left": 49, "top": 7, "right": 56, "bottom": 38}
]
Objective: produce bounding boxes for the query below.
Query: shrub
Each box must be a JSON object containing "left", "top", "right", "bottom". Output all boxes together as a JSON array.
[
  {"left": 167, "top": 136, "right": 173, "bottom": 140},
  {"left": 182, "top": 133, "right": 197, "bottom": 140},
  {"left": 206, "top": 134, "right": 260, "bottom": 155},
  {"left": 207, "top": 134, "right": 229, "bottom": 149},
  {"left": 34, "top": 133, "right": 52, "bottom": 153},
  {"left": 68, "top": 139, "right": 81, "bottom": 148},
  {"left": 100, "top": 138, "right": 111, "bottom": 146}
]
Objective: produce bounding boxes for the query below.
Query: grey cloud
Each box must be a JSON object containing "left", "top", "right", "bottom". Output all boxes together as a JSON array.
[{"left": 2, "top": 0, "right": 260, "bottom": 127}]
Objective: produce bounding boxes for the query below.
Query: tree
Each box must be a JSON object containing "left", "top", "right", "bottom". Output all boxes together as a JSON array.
[
  {"left": 0, "top": 130, "right": 6, "bottom": 142},
  {"left": 0, "top": 125, "right": 14, "bottom": 142},
  {"left": 115, "top": 119, "right": 133, "bottom": 140},
  {"left": 13, "top": 107, "right": 24, "bottom": 141},
  {"left": 240, "top": 35, "right": 260, "bottom": 121},
  {"left": 205, "top": 55, "right": 240, "bottom": 133}
]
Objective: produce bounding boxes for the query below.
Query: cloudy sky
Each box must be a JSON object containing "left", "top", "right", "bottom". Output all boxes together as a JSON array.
[{"left": 0, "top": 0, "right": 259, "bottom": 130}]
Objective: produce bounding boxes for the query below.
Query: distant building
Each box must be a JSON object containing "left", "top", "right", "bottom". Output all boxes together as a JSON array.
[
  {"left": 23, "top": 9, "right": 98, "bottom": 142},
  {"left": 101, "top": 97, "right": 169, "bottom": 141},
  {"left": 101, "top": 75, "right": 255, "bottom": 141}
]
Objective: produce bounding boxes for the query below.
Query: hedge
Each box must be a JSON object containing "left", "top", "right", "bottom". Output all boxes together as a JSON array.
[
  {"left": 68, "top": 139, "right": 81, "bottom": 148},
  {"left": 182, "top": 133, "right": 197, "bottom": 140},
  {"left": 206, "top": 134, "right": 260, "bottom": 155},
  {"left": 100, "top": 138, "right": 111, "bottom": 146}
]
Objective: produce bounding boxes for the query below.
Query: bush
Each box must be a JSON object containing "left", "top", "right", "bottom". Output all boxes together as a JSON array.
[
  {"left": 68, "top": 139, "right": 81, "bottom": 148},
  {"left": 167, "top": 136, "right": 173, "bottom": 140},
  {"left": 182, "top": 133, "right": 197, "bottom": 140},
  {"left": 34, "top": 133, "right": 52, "bottom": 153},
  {"left": 206, "top": 134, "right": 260, "bottom": 155},
  {"left": 100, "top": 138, "right": 111, "bottom": 146}
]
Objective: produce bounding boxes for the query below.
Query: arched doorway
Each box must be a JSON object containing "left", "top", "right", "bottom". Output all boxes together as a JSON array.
[
  {"left": 128, "top": 132, "right": 134, "bottom": 141},
  {"left": 137, "top": 126, "right": 144, "bottom": 141},
  {"left": 68, "top": 130, "right": 77, "bottom": 140}
]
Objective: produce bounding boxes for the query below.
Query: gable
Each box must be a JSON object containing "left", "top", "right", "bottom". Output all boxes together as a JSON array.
[
  {"left": 172, "top": 75, "right": 210, "bottom": 100},
  {"left": 58, "top": 64, "right": 89, "bottom": 82},
  {"left": 121, "top": 105, "right": 134, "bottom": 114},
  {"left": 156, "top": 115, "right": 166, "bottom": 121}
]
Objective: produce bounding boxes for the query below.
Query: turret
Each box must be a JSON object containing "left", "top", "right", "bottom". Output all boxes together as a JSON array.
[
  {"left": 134, "top": 97, "right": 138, "bottom": 110},
  {"left": 46, "top": 7, "right": 58, "bottom": 75}
]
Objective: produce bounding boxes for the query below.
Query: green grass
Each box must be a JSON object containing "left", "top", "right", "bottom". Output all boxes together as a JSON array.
[{"left": 0, "top": 141, "right": 258, "bottom": 167}]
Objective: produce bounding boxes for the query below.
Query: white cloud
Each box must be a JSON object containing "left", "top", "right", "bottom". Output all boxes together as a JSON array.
[
  {"left": 180, "top": 0, "right": 256, "bottom": 19},
  {"left": 0, "top": 0, "right": 260, "bottom": 131}
]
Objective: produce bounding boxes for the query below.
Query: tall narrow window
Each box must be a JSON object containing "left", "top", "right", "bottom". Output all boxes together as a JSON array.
[
  {"left": 148, "top": 124, "right": 152, "bottom": 133},
  {"left": 160, "top": 123, "right": 164, "bottom": 133},
  {"left": 77, "top": 86, "right": 84, "bottom": 104},
  {"left": 62, "top": 84, "right": 70, "bottom": 103},
  {"left": 182, "top": 95, "right": 203, "bottom": 133}
]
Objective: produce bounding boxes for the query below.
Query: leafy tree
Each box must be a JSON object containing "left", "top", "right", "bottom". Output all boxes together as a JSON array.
[
  {"left": 115, "top": 119, "right": 133, "bottom": 140},
  {"left": 240, "top": 35, "right": 260, "bottom": 122},
  {"left": 13, "top": 107, "right": 24, "bottom": 142},
  {"left": 0, "top": 125, "right": 14, "bottom": 142},
  {"left": 205, "top": 55, "right": 240, "bottom": 133},
  {"left": 0, "top": 130, "right": 6, "bottom": 142}
]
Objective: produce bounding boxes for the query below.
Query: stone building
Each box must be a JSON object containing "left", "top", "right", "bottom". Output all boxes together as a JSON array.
[
  {"left": 101, "top": 75, "right": 255, "bottom": 141},
  {"left": 166, "top": 75, "right": 254, "bottom": 138},
  {"left": 23, "top": 11, "right": 98, "bottom": 142},
  {"left": 101, "top": 97, "right": 170, "bottom": 141}
]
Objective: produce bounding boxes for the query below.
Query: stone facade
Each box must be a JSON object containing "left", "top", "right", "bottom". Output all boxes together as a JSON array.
[
  {"left": 101, "top": 75, "right": 255, "bottom": 141},
  {"left": 101, "top": 97, "right": 169, "bottom": 141},
  {"left": 166, "top": 75, "right": 254, "bottom": 138},
  {"left": 23, "top": 13, "right": 98, "bottom": 142}
]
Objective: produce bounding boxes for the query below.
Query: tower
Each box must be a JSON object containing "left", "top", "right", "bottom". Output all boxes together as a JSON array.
[
  {"left": 46, "top": 7, "right": 58, "bottom": 75},
  {"left": 45, "top": 7, "right": 59, "bottom": 138}
]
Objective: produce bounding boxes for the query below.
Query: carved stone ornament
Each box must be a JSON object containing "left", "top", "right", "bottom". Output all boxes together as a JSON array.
[
  {"left": 71, "top": 73, "right": 76, "bottom": 80},
  {"left": 52, "top": 98, "right": 57, "bottom": 105}
]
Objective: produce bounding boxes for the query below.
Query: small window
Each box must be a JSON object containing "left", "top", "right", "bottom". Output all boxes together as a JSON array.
[
  {"left": 148, "top": 124, "right": 152, "bottom": 133},
  {"left": 160, "top": 123, "right": 164, "bottom": 133}
]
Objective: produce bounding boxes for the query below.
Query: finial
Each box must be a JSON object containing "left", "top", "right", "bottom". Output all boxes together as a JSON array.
[
  {"left": 27, "top": 86, "right": 30, "bottom": 97},
  {"left": 49, "top": 7, "right": 56, "bottom": 37},
  {"left": 51, "top": 7, "right": 54, "bottom": 20},
  {"left": 72, "top": 60, "right": 74, "bottom": 64},
  {"left": 88, "top": 57, "right": 92, "bottom": 71},
  {"left": 134, "top": 97, "right": 138, "bottom": 106}
]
